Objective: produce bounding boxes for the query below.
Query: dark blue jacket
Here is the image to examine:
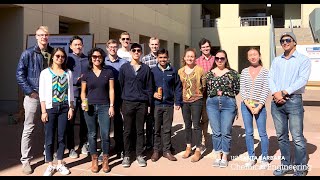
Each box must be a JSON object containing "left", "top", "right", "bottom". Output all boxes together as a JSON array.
[
  {"left": 151, "top": 63, "right": 182, "bottom": 106},
  {"left": 66, "top": 53, "right": 89, "bottom": 97},
  {"left": 16, "top": 44, "right": 54, "bottom": 95},
  {"left": 119, "top": 63, "right": 153, "bottom": 106}
]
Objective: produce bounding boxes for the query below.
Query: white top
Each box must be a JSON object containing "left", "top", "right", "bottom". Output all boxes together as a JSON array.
[
  {"left": 39, "top": 68, "right": 74, "bottom": 109},
  {"left": 117, "top": 48, "right": 131, "bottom": 62}
]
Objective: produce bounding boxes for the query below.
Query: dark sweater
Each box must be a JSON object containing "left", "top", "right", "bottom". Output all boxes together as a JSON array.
[{"left": 119, "top": 62, "right": 153, "bottom": 106}]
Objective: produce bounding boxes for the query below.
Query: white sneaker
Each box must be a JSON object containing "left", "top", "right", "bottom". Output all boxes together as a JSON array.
[
  {"left": 81, "top": 143, "right": 89, "bottom": 155},
  {"left": 56, "top": 164, "right": 70, "bottom": 175},
  {"left": 244, "top": 160, "right": 256, "bottom": 168},
  {"left": 259, "top": 161, "right": 269, "bottom": 170},
  {"left": 43, "top": 165, "right": 55, "bottom": 176}
]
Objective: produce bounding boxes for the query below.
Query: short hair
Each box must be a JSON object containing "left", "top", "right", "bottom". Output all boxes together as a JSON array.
[
  {"left": 156, "top": 48, "right": 169, "bottom": 57},
  {"left": 36, "top": 26, "right": 49, "bottom": 34},
  {"left": 149, "top": 37, "right": 160, "bottom": 43},
  {"left": 69, "top": 35, "right": 83, "bottom": 44},
  {"left": 120, "top": 31, "right": 130, "bottom": 37},
  {"left": 106, "top": 39, "right": 118, "bottom": 47},
  {"left": 198, "top": 38, "right": 211, "bottom": 49},
  {"left": 130, "top": 43, "right": 142, "bottom": 51}
]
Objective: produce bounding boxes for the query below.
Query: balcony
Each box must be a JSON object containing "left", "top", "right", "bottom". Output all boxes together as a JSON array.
[{"left": 240, "top": 17, "right": 268, "bottom": 27}]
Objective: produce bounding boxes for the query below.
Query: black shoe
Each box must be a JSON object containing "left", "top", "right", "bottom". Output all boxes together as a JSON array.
[{"left": 151, "top": 151, "right": 160, "bottom": 162}]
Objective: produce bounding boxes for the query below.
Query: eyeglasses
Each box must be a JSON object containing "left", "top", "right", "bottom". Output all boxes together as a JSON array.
[
  {"left": 121, "top": 38, "right": 130, "bottom": 41},
  {"left": 37, "top": 34, "right": 49, "bottom": 37},
  {"left": 131, "top": 49, "right": 141, "bottom": 53},
  {"left": 108, "top": 46, "right": 118, "bottom": 50},
  {"left": 92, "top": 55, "right": 102, "bottom": 59},
  {"left": 55, "top": 55, "right": 65, "bottom": 59},
  {"left": 280, "top": 38, "right": 292, "bottom": 44},
  {"left": 215, "top": 57, "right": 226, "bottom": 61}
]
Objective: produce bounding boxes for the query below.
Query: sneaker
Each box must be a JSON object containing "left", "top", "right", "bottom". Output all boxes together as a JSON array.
[
  {"left": 81, "top": 143, "right": 89, "bottom": 155},
  {"left": 244, "top": 160, "right": 256, "bottom": 168},
  {"left": 259, "top": 161, "right": 269, "bottom": 170},
  {"left": 293, "top": 171, "right": 307, "bottom": 176},
  {"left": 212, "top": 159, "right": 221, "bottom": 167},
  {"left": 136, "top": 156, "right": 147, "bottom": 167},
  {"left": 273, "top": 168, "right": 294, "bottom": 176},
  {"left": 98, "top": 152, "right": 103, "bottom": 162},
  {"left": 56, "top": 164, "right": 70, "bottom": 175},
  {"left": 69, "top": 149, "right": 78, "bottom": 159},
  {"left": 22, "top": 162, "right": 33, "bottom": 175},
  {"left": 43, "top": 165, "right": 55, "bottom": 176},
  {"left": 122, "top": 156, "right": 131, "bottom": 168},
  {"left": 219, "top": 159, "right": 228, "bottom": 168}
]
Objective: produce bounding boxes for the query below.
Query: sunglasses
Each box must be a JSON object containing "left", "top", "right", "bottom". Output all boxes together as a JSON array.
[
  {"left": 131, "top": 49, "right": 141, "bottom": 53},
  {"left": 121, "top": 38, "right": 130, "bottom": 41},
  {"left": 280, "top": 38, "right": 292, "bottom": 44},
  {"left": 55, "top": 55, "right": 65, "bottom": 59},
  {"left": 92, "top": 55, "right": 102, "bottom": 59},
  {"left": 215, "top": 57, "right": 226, "bottom": 61}
]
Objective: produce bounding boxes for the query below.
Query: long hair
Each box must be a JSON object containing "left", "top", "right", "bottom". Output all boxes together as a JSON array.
[
  {"left": 87, "top": 47, "right": 106, "bottom": 70},
  {"left": 49, "top": 47, "right": 67, "bottom": 70},
  {"left": 247, "top": 47, "right": 263, "bottom": 66},
  {"left": 210, "top": 50, "right": 231, "bottom": 70},
  {"left": 181, "top": 48, "right": 197, "bottom": 66}
]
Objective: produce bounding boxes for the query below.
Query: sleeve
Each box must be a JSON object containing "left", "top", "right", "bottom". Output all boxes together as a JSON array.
[
  {"left": 268, "top": 59, "right": 277, "bottom": 94},
  {"left": 119, "top": 65, "right": 124, "bottom": 92},
  {"left": 146, "top": 67, "right": 154, "bottom": 106},
  {"left": 39, "top": 70, "right": 46, "bottom": 102},
  {"left": 259, "top": 69, "right": 270, "bottom": 105},
  {"left": 239, "top": 69, "right": 247, "bottom": 101},
  {"left": 233, "top": 70, "right": 240, "bottom": 95},
  {"left": 81, "top": 72, "right": 88, "bottom": 83},
  {"left": 68, "top": 70, "right": 75, "bottom": 103},
  {"left": 174, "top": 70, "right": 183, "bottom": 106},
  {"left": 108, "top": 69, "right": 114, "bottom": 80},
  {"left": 16, "top": 51, "right": 34, "bottom": 95}
]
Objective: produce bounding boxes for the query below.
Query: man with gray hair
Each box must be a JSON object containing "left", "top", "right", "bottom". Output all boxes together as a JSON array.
[{"left": 16, "top": 26, "right": 54, "bottom": 174}]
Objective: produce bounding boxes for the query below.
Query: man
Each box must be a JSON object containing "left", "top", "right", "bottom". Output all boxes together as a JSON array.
[
  {"left": 66, "top": 35, "right": 89, "bottom": 158},
  {"left": 195, "top": 38, "right": 215, "bottom": 153},
  {"left": 119, "top": 43, "right": 153, "bottom": 168},
  {"left": 150, "top": 48, "right": 182, "bottom": 162},
  {"left": 141, "top": 37, "right": 160, "bottom": 150},
  {"left": 117, "top": 32, "right": 131, "bottom": 62},
  {"left": 269, "top": 32, "right": 311, "bottom": 176},
  {"left": 16, "top": 26, "right": 54, "bottom": 174},
  {"left": 104, "top": 39, "right": 128, "bottom": 158}
]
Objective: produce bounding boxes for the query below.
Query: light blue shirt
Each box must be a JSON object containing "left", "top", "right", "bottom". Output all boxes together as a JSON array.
[{"left": 268, "top": 50, "right": 311, "bottom": 95}]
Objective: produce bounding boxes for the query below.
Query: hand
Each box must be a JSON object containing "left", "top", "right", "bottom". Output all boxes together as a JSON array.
[
  {"left": 109, "top": 106, "right": 115, "bottom": 117},
  {"left": 68, "top": 109, "right": 74, "bottom": 120},
  {"left": 273, "top": 91, "right": 283, "bottom": 102},
  {"left": 30, "top": 92, "right": 39, "bottom": 99},
  {"left": 174, "top": 105, "right": 181, "bottom": 110},
  {"left": 81, "top": 103, "right": 87, "bottom": 111},
  {"left": 252, "top": 107, "right": 260, "bottom": 115},
  {"left": 41, "top": 113, "right": 48, "bottom": 123},
  {"left": 153, "top": 92, "right": 162, "bottom": 100},
  {"left": 276, "top": 98, "right": 286, "bottom": 105}
]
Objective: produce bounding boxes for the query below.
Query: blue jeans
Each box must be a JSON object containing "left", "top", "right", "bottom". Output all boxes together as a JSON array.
[
  {"left": 84, "top": 104, "right": 111, "bottom": 155},
  {"left": 45, "top": 102, "right": 69, "bottom": 162},
  {"left": 241, "top": 102, "right": 269, "bottom": 161},
  {"left": 206, "top": 96, "right": 237, "bottom": 155},
  {"left": 271, "top": 94, "right": 307, "bottom": 168}
]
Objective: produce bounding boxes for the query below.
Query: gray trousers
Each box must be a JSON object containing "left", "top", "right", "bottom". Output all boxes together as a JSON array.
[{"left": 20, "top": 96, "right": 40, "bottom": 165}]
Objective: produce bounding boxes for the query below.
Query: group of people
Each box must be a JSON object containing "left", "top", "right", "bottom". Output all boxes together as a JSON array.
[{"left": 16, "top": 25, "right": 311, "bottom": 176}]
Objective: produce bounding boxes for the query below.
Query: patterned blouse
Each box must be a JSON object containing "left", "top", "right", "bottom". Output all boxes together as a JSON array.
[
  {"left": 206, "top": 69, "right": 240, "bottom": 98},
  {"left": 49, "top": 68, "right": 68, "bottom": 103}
]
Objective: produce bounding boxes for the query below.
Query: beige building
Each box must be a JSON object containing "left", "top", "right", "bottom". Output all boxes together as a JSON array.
[{"left": 1, "top": 4, "right": 320, "bottom": 112}]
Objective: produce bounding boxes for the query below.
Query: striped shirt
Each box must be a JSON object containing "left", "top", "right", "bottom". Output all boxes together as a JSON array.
[
  {"left": 142, "top": 53, "right": 157, "bottom": 69},
  {"left": 48, "top": 68, "right": 68, "bottom": 103},
  {"left": 268, "top": 50, "right": 311, "bottom": 95},
  {"left": 240, "top": 67, "right": 269, "bottom": 105}
]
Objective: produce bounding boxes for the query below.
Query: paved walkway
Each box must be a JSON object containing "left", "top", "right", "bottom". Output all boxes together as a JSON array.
[{"left": 0, "top": 88, "right": 319, "bottom": 176}]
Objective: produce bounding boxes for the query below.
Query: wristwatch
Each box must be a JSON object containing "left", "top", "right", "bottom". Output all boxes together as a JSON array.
[{"left": 281, "top": 91, "right": 286, "bottom": 97}]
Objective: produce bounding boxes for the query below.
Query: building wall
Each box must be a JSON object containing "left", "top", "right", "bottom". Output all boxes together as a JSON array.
[
  {"left": 1, "top": 4, "right": 192, "bottom": 112},
  {"left": 302, "top": 4, "right": 320, "bottom": 28},
  {"left": 284, "top": 4, "right": 301, "bottom": 28},
  {"left": 191, "top": 4, "right": 271, "bottom": 71}
]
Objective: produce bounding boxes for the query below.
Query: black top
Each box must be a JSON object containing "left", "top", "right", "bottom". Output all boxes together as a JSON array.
[
  {"left": 119, "top": 63, "right": 153, "bottom": 106},
  {"left": 82, "top": 68, "right": 114, "bottom": 105}
]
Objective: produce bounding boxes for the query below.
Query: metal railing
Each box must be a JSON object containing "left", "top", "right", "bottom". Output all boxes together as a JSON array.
[
  {"left": 202, "top": 19, "right": 218, "bottom": 27},
  {"left": 240, "top": 17, "right": 268, "bottom": 27}
]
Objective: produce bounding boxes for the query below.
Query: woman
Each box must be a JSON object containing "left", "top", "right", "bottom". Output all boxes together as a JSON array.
[
  {"left": 206, "top": 50, "right": 240, "bottom": 168},
  {"left": 240, "top": 48, "right": 269, "bottom": 169},
  {"left": 178, "top": 48, "right": 205, "bottom": 162},
  {"left": 81, "top": 47, "right": 115, "bottom": 173},
  {"left": 39, "top": 47, "right": 74, "bottom": 176}
]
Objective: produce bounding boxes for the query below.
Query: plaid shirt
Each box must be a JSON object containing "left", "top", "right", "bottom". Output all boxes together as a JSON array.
[
  {"left": 195, "top": 55, "right": 215, "bottom": 73},
  {"left": 142, "top": 53, "right": 157, "bottom": 68}
]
